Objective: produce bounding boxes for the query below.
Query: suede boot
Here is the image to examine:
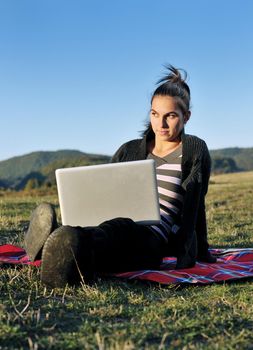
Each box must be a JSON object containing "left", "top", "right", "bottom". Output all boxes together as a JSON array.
[
  {"left": 24, "top": 203, "right": 58, "bottom": 261},
  {"left": 41, "top": 226, "right": 94, "bottom": 288}
]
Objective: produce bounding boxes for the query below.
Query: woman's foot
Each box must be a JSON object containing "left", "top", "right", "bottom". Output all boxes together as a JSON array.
[
  {"left": 197, "top": 251, "right": 217, "bottom": 263},
  {"left": 24, "top": 203, "right": 58, "bottom": 261},
  {"left": 40, "top": 226, "right": 94, "bottom": 288}
]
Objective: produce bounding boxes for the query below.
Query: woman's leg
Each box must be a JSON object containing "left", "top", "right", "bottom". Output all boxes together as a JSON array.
[
  {"left": 41, "top": 218, "right": 168, "bottom": 288},
  {"left": 93, "top": 217, "right": 166, "bottom": 272}
]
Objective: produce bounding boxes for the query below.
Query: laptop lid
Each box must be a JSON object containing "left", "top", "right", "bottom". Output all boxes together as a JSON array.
[{"left": 55, "top": 159, "right": 160, "bottom": 227}]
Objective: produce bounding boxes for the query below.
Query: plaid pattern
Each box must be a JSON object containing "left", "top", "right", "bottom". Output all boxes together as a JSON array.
[
  {"left": 0, "top": 244, "right": 41, "bottom": 267},
  {"left": 1, "top": 244, "right": 253, "bottom": 284}
]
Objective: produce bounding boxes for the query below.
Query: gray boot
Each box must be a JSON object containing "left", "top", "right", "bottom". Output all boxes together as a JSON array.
[
  {"left": 24, "top": 203, "right": 58, "bottom": 261},
  {"left": 41, "top": 226, "right": 95, "bottom": 288}
]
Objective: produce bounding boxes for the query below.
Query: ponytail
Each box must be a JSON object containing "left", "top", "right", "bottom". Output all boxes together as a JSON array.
[{"left": 152, "top": 64, "right": 191, "bottom": 112}]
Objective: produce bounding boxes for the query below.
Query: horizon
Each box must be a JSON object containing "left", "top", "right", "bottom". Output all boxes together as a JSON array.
[
  {"left": 1, "top": 143, "right": 253, "bottom": 164},
  {"left": 1, "top": 0, "right": 253, "bottom": 161}
]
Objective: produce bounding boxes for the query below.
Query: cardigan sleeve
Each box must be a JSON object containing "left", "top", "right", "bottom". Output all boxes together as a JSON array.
[
  {"left": 110, "top": 139, "right": 145, "bottom": 163},
  {"left": 202, "top": 141, "right": 211, "bottom": 195},
  {"left": 110, "top": 144, "right": 126, "bottom": 163},
  {"left": 110, "top": 141, "right": 132, "bottom": 163},
  {"left": 194, "top": 142, "right": 211, "bottom": 255},
  {"left": 175, "top": 138, "right": 211, "bottom": 268}
]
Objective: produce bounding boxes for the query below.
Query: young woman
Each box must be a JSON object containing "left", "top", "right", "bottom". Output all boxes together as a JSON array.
[{"left": 24, "top": 65, "right": 216, "bottom": 288}]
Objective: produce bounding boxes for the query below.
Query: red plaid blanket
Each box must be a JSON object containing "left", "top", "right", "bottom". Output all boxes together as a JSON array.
[{"left": 1, "top": 244, "right": 253, "bottom": 284}]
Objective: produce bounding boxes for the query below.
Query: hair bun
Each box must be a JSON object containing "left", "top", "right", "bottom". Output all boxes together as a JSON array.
[{"left": 157, "top": 64, "right": 188, "bottom": 86}]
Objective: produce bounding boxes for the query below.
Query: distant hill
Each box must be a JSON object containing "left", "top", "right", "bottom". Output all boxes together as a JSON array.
[
  {"left": 210, "top": 147, "right": 253, "bottom": 174},
  {"left": 0, "top": 150, "right": 111, "bottom": 190},
  {"left": 0, "top": 147, "right": 253, "bottom": 190}
]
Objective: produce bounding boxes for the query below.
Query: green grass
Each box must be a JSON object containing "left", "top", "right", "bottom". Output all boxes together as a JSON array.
[{"left": 1, "top": 172, "right": 253, "bottom": 349}]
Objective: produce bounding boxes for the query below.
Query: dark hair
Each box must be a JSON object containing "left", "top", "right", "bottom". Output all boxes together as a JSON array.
[{"left": 142, "top": 64, "right": 191, "bottom": 137}]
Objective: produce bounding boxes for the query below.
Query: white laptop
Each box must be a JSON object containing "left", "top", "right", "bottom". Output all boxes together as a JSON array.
[{"left": 55, "top": 159, "right": 161, "bottom": 227}]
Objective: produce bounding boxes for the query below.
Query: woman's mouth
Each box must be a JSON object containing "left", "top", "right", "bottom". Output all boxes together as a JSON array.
[{"left": 158, "top": 130, "right": 169, "bottom": 135}]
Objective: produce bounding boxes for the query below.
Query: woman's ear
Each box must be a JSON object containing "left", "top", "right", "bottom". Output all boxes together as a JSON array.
[{"left": 184, "top": 111, "right": 191, "bottom": 124}]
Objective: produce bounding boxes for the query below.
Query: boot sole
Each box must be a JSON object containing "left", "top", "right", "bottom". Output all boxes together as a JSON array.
[
  {"left": 24, "top": 203, "right": 57, "bottom": 261},
  {"left": 41, "top": 226, "right": 92, "bottom": 288}
]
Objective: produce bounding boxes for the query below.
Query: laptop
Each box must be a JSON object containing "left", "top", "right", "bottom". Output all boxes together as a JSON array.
[{"left": 55, "top": 159, "right": 160, "bottom": 227}]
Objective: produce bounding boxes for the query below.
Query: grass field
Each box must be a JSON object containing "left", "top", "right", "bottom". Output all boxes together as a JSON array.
[{"left": 1, "top": 172, "right": 253, "bottom": 350}]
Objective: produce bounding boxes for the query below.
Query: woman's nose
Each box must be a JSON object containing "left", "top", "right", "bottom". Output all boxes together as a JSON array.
[{"left": 161, "top": 117, "right": 168, "bottom": 128}]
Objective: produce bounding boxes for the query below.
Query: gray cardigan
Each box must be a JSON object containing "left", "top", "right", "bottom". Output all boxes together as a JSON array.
[{"left": 111, "top": 130, "right": 211, "bottom": 269}]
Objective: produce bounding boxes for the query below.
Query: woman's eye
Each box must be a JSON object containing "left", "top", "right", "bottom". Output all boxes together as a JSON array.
[{"left": 167, "top": 114, "right": 177, "bottom": 119}]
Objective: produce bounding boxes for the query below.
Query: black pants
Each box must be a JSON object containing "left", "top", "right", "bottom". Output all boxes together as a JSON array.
[{"left": 80, "top": 217, "right": 177, "bottom": 273}]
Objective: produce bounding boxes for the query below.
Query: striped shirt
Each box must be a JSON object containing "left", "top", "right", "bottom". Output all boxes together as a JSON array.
[{"left": 147, "top": 144, "right": 184, "bottom": 242}]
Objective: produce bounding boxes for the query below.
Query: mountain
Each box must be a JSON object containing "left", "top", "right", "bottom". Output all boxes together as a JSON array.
[
  {"left": 0, "top": 147, "right": 253, "bottom": 190},
  {"left": 209, "top": 147, "right": 253, "bottom": 174},
  {"left": 0, "top": 150, "right": 111, "bottom": 190}
]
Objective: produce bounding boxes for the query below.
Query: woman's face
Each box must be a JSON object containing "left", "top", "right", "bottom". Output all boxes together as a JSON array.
[{"left": 150, "top": 95, "right": 190, "bottom": 143}]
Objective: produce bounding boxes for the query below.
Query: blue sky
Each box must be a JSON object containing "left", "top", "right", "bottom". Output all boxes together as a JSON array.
[{"left": 0, "top": 0, "right": 253, "bottom": 161}]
